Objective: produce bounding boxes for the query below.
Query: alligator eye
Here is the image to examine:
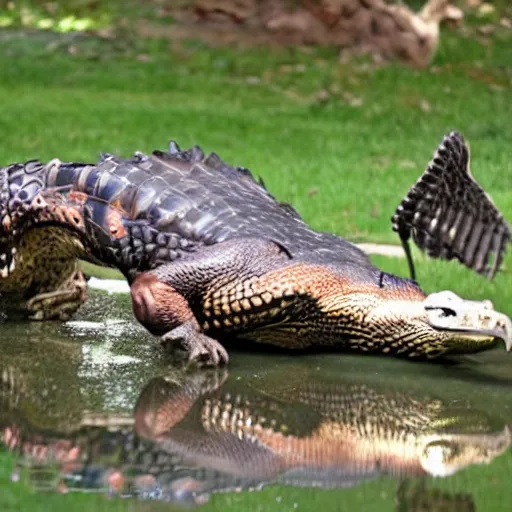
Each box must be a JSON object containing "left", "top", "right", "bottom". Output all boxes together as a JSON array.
[{"left": 32, "top": 195, "right": 47, "bottom": 208}]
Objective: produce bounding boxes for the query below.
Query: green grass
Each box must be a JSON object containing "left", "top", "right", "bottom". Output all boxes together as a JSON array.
[
  {"left": 1, "top": 27, "right": 511, "bottom": 247},
  {"left": 1, "top": 25, "right": 511, "bottom": 304},
  {"left": 1, "top": 17, "right": 512, "bottom": 511}
]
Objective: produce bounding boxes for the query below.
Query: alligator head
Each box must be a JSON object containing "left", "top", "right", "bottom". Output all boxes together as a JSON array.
[
  {"left": 0, "top": 160, "right": 97, "bottom": 318},
  {"left": 0, "top": 160, "right": 84, "bottom": 270}
]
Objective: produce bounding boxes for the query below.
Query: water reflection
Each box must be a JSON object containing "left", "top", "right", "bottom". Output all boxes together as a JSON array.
[
  {"left": 396, "top": 480, "right": 475, "bottom": 512},
  {"left": 1, "top": 341, "right": 511, "bottom": 509}
]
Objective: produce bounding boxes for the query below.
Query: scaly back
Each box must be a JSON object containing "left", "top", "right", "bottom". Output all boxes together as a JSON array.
[{"left": 44, "top": 141, "right": 372, "bottom": 271}]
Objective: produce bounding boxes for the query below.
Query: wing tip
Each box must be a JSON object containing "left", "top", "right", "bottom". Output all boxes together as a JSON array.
[{"left": 391, "top": 129, "right": 510, "bottom": 279}]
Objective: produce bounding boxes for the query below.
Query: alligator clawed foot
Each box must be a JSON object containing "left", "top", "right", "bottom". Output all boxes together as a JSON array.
[
  {"left": 26, "top": 271, "right": 87, "bottom": 321},
  {"left": 161, "top": 324, "right": 229, "bottom": 368},
  {"left": 27, "top": 290, "right": 84, "bottom": 321},
  {"left": 185, "top": 335, "right": 229, "bottom": 368}
]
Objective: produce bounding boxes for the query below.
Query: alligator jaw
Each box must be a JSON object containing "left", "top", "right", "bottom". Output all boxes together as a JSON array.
[{"left": 424, "top": 291, "right": 512, "bottom": 351}]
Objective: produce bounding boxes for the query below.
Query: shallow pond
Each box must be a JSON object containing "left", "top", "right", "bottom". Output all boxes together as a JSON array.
[{"left": 2, "top": 284, "right": 512, "bottom": 511}]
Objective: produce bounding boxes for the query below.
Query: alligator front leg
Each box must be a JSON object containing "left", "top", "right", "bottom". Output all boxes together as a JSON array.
[
  {"left": 131, "top": 272, "right": 229, "bottom": 367},
  {"left": 129, "top": 238, "right": 292, "bottom": 367}
]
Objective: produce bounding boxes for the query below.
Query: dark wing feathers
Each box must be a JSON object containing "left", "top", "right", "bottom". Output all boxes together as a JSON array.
[{"left": 392, "top": 131, "right": 510, "bottom": 279}]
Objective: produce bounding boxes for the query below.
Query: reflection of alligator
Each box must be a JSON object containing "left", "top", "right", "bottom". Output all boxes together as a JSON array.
[
  {"left": 0, "top": 132, "right": 511, "bottom": 366},
  {"left": 396, "top": 480, "right": 475, "bottom": 512},
  {"left": 1, "top": 357, "right": 510, "bottom": 508},
  {"left": 134, "top": 372, "right": 511, "bottom": 486}
]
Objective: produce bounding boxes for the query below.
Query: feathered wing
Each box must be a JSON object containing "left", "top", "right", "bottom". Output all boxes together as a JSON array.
[{"left": 392, "top": 131, "right": 510, "bottom": 279}]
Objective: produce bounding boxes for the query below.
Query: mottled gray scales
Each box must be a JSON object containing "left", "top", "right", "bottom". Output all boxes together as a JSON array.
[{"left": 42, "top": 144, "right": 372, "bottom": 270}]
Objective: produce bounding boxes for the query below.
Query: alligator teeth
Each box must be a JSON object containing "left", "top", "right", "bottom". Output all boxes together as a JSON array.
[
  {"left": 1, "top": 266, "right": 8, "bottom": 278},
  {"left": 8, "top": 260, "right": 15, "bottom": 273}
]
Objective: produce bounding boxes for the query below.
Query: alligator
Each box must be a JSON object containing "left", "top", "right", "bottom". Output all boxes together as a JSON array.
[{"left": 0, "top": 131, "right": 510, "bottom": 366}]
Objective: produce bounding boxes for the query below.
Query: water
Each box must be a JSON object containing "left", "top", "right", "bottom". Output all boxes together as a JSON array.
[{"left": 2, "top": 286, "right": 512, "bottom": 511}]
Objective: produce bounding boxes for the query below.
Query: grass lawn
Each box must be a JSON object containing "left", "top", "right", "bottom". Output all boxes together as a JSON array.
[
  {"left": 1, "top": 21, "right": 511, "bottom": 310},
  {"left": 0, "top": 9, "right": 512, "bottom": 510}
]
